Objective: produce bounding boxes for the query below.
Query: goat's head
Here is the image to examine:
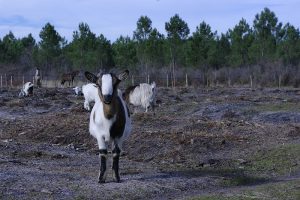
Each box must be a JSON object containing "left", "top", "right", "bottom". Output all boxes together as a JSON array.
[{"left": 85, "top": 70, "right": 129, "bottom": 104}]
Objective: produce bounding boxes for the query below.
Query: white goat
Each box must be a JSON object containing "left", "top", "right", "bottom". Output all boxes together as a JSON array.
[
  {"left": 72, "top": 86, "right": 82, "bottom": 96},
  {"left": 82, "top": 83, "right": 99, "bottom": 111},
  {"left": 85, "top": 70, "right": 131, "bottom": 183},
  {"left": 19, "top": 82, "right": 34, "bottom": 97},
  {"left": 123, "top": 82, "right": 156, "bottom": 112}
]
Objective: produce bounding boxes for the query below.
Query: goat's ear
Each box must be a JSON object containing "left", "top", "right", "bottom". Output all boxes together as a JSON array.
[
  {"left": 118, "top": 70, "right": 129, "bottom": 81},
  {"left": 84, "top": 71, "right": 98, "bottom": 83}
]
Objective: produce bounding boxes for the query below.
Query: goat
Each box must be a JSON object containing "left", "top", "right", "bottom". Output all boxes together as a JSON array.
[
  {"left": 84, "top": 70, "right": 131, "bottom": 183},
  {"left": 72, "top": 86, "right": 82, "bottom": 96},
  {"left": 82, "top": 83, "right": 98, "bottom": 111},
  {"left": 19, "top": 82, "right": 34, "bottom": 97},
  {"left": 61, "top": 70, "right": 79, "bottom": 86},
  {"left": 35, "top": 68, "right": 41, "bottom": 88},
  {"left": 123, "top": 82, "right": 156, "bottom": 112}
]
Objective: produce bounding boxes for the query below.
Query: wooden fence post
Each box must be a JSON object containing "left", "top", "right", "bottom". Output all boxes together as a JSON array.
[
  {"left": 147, "top": 74, "right": 150, "bottom": 84},
  {"left": 279, "top": 75, "right": 281, "bottom": 89},
  {"left": 250, "top": 75, "right": 253, "bottom": 89},
  {"left": 206, "top": 76, "right": 209, "bottom": 88},
  {"left": 185, "top": 73, "right": 188, "bottom": 87},
  {"left": 10, "top": 76, "right": 13, "bottom": 88},
  {"left": 167, "top": 74, "right": 169, "bottom": 88},
  {"left": 0, "top": 75, "right": 2, "bottom": 89},
  {"left": 5, "top": 74, "right": 7, "bottom": 87}
]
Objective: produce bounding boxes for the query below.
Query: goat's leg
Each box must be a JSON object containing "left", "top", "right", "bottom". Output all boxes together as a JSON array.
[
  {"left": 98, "top": 149, "right": 108, "bottom": 183},
  {"left": 112, "top": 143, "right": 121, "bottom": 182}
]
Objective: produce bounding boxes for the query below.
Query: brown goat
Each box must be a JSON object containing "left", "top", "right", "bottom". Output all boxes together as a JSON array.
[
  {"left": 61, "top": 70, "right": 79, "bottom": 86},
  {"left": 35, "top": 68, "right": 42, "bottom": 88}
]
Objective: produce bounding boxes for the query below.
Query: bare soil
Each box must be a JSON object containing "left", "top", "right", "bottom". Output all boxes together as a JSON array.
[{"left": 0, "top": 86, "right": 300, "bottom": 199}]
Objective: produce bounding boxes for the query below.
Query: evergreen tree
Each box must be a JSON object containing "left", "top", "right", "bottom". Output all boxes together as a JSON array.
[
  {"left": 112, "top": 36, "right": 137, "bottom": 69},
  {"left": 188, "top": 21, "right": 216, "bottom": 68},
  {"left": 250, "top": 8, "right": 282, "bottom": 62},
  {"left": 146, "top": 28, "right": 166, "bottom": 68},
  {"left": 208, "top": 33, "right": 231, "bottom": 68},
  {"left": 96, "top": 34, "right": 114, "bottom": 70},
  {"left": 228, "top": 18, "right": 254, "bottom": 66},
  {"left": 20, "top": 33, "right": 37, "bottom": 68},
  {"left": 165, "top": 14, "right": 190, "bottom": 86},
  {"left": 38, "top": 23, "right": 63, "bottom": 71},
  {"left": 66, "top": 22, "right": 97, "bottom": 71},
  {"left": 1, "top": 31, "right": 23, "bottom": 63},
  {"left": 133, "top": 16, "right": 153, "bottom": 72},
  {"left": 277, "top": 23, "right": 300, "bottom": 65}
]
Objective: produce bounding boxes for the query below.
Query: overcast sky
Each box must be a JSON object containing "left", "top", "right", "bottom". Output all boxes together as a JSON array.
[{"left": 0, "top": 0, "right": 299, "bottom": 42}]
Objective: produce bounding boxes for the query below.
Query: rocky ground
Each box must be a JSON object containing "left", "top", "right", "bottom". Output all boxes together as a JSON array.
[{"left": 0, "top": 86, "right": 300, "bottom": 199}]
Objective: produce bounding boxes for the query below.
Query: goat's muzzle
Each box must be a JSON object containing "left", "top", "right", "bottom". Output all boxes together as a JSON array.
[{"left": 103, "top": 95, "right": 112, "bottom": 104}]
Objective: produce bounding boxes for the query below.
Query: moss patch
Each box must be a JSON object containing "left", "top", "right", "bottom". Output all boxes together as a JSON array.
[
  {"left": 190, "top": 179, "right": 300, "bottom": 200},
  {"left": 255, "top": 102, "right": 300, "bottom": 112},
  {"left": 245, "top": 144, "right": 300, "bottom": 176}
]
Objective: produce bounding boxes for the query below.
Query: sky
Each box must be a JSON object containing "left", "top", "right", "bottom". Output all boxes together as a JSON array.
[{"left": 0, "top": 0, "right": 299, "bottom": 43}]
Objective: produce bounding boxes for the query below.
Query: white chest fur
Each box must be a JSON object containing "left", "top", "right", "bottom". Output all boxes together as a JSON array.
[{"left": 89, "top": 100, "right": 116, "bottom": 149}]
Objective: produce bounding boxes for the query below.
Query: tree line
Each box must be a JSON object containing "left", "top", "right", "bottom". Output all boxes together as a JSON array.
[{"left": 0, "top": 8, "right": 300, "bottom": 86}]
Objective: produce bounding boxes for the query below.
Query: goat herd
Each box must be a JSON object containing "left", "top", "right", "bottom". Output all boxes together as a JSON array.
[{"left": 18, "top": 69, "right": 156, "bottom": 183}]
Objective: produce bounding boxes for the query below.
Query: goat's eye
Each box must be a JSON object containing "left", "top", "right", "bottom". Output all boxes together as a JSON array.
[{"left": 112, "top": 75, "right": 120, "bottom": 86}]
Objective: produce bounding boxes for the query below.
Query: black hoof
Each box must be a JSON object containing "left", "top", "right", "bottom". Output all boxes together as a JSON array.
[{"left": 98, "top": 179, "right": 105, "bottom": 184}]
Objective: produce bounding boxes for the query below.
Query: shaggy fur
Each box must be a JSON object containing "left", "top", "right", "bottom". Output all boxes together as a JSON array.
[
  {"left": 19, "top": 82, "right": 34, "bottom": 97},
  {"left": 82, "top": 83, "right": 98, "bottom": 111},
  {"left": 123, "top": 82, "right": 156, "bottom": 112}
]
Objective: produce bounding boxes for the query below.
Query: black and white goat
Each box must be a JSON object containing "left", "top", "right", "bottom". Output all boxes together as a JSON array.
[
  {"left": 123, "top": 82, "right": 156, "bottom": 112},
  {"left": 84, "top": 70, "right": 131, "bottom": 183},
  {"left": 72, "top": 86, "right": 82, "bottom": 96},
  {"left": 82, "top": 83, "right": 98, "bottom": 111},
  {"left": 19, "top": 82, "right": 34, "bottom": 97}
]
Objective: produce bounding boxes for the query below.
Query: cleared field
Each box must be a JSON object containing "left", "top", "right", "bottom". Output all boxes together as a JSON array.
[{"left": 0, "top": 86, "right": 300, "bottom": 199}]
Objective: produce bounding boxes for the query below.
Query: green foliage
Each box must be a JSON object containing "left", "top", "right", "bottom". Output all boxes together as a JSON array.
[
  {"left": 0, "top": 31, "right": 23, "bottom": 63},
  {"left": 165, "top": 14, "right": 190, "bottom": 68},
  {"left": 277, "top": 23, "right": 300, "bottom": 65},
  {"left": 38, "top": 22, "right": 63, "bottom": 71},
  {"left": 65, "top": 22, "right": 97, "bottom": 71},
  {"left": 95, "top": 34, "right": 115, "bottom": 70},
  {"left": 187, "top": 21, "right": 216, "bottom": 68},
  {"left": 165, "top": 14, "right": 190, "bottom": 41},
  {"left": 20, "top": 34, "right": 37, "bottom": 69},
  {"left": 133, "top": 16, "right": 152, "bottom": 42},
  {"left": 112, "top": 36, "right": 137, "bottom": 69},
  {"left": 228, "top": 18, "right": 254, "bottom": 67},
  {"left": 213, "top": 34, "right": 231, "bottom": 68},
  {"left": 250, "top": 8, "right": 282, "bottom": 62},
  {"left": 134, "top": 16, "right": 153, "bottom": 71},
  {"left": 0, "top": 7, "right": 300, "bottom": 76},
  {"left": 64, "top": 23, "right": 115, "bottom": 72},
  {"left": 145, "top": 28, "right": 166, "bottom": 68}
]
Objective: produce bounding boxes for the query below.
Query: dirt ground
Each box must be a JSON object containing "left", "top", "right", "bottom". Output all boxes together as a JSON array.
[{"left": 0, "top": 86, "right": 300, "bottom": 200}]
